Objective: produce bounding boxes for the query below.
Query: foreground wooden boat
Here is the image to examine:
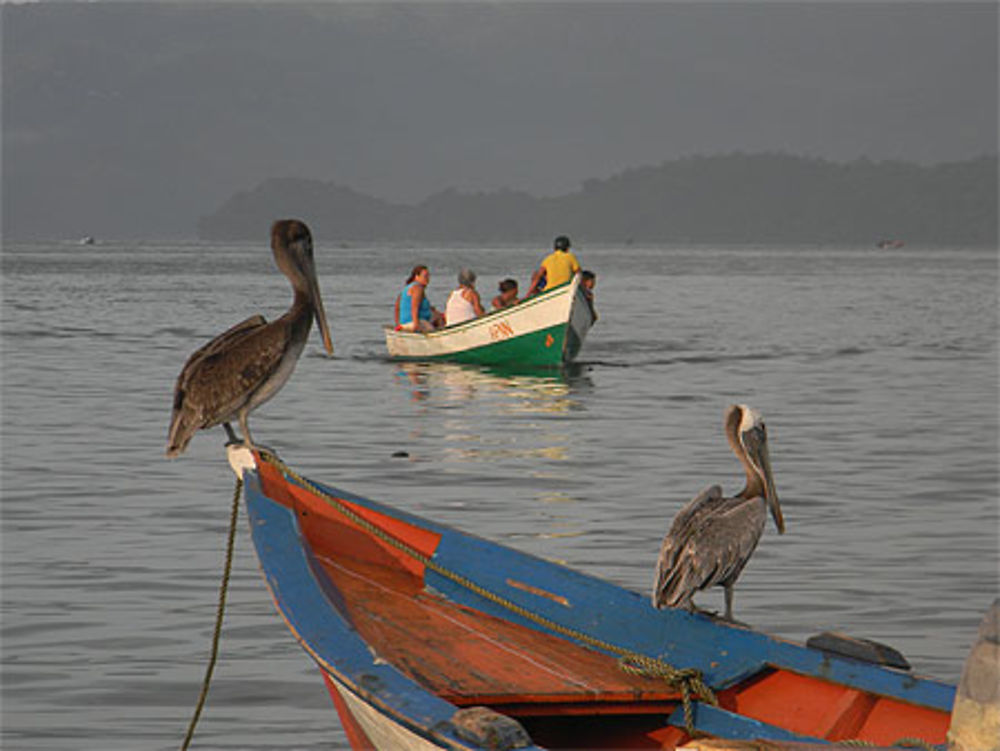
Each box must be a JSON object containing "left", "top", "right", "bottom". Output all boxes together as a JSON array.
[
  {"left": 384, "top": 274, "right": 596, "bottom": 367},
  {"left": 231, "top": 447, "right": 954, "bottom": 750}
]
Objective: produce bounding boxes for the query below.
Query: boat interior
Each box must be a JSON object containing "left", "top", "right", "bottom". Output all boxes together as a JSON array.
[{"left": 256, "top": 461, "right": 949, "bottom": 749}]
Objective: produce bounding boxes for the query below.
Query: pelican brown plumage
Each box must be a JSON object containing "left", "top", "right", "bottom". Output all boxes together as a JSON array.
[
  {"left": 166, "top": 219, "right": 333, "bottom": 458},
  {"left": 652, "top": 404, "right": 785, "bottom": 621}
]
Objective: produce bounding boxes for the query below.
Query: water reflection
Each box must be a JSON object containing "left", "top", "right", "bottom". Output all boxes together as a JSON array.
[
  {"left": 389, "top": 362, "right": 593, "bottom": 546},
  {"left": 392, "top": 361, "right": 592, "bottom": 413}
]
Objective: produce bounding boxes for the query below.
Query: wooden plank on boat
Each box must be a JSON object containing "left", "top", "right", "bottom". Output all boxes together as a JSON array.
[{"left": 313, "top": 555, "right": 686, "bottom": 708}]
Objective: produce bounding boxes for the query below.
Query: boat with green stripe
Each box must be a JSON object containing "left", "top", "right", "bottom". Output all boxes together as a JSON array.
[{"left": 384, "top": 273, "right": 596, "bottom": 367}]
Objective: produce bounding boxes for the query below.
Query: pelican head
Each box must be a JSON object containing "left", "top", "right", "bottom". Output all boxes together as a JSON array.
[
  {"left": 729, "top": 404, "right": 785, "bottom": 534},
  {"left": 271, "top": 219, "right": 334, "bottom": 355}
]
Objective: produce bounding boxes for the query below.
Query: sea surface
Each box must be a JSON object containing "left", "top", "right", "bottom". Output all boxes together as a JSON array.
[{"left": 2, "top": 239, "right": 998, "bottom": 750}]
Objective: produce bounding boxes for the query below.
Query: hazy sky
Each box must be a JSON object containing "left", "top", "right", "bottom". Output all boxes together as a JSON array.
[{"left": 3, "top": 1, "right": 997, "bottom": 239}]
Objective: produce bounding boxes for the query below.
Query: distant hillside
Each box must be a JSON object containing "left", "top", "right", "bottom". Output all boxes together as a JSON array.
[{"left": 198, "top": 154, "right": 998, "bottom": 246}]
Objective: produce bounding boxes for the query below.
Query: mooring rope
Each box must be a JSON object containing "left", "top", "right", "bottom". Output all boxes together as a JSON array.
[
  {"left": 259, "top": 452, "right": 716, "bottom": 735},
  {"left": 180, "top": 476, "right": 243, "bottom": 751}
]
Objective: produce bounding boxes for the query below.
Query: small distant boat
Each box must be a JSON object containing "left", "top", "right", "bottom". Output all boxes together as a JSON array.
[
  {"left": 876, "top": 239, "right": 904, "bottom": 249},
  {"left": 385, "top": 274, "right": 596, "bottom": 368},
  {"left": 79, "top": 236, "right": 96, "bottom": 246},
  {"left": 234, "top": 447, "right": 955, "bottom": 750}
]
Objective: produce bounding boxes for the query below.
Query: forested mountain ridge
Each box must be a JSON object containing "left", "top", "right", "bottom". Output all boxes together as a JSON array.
[{"left": 198, "top": 154, "right": 998, "bottom": 246}]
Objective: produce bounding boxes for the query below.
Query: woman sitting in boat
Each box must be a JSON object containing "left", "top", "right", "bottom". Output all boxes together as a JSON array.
[
  {"left": 444, "top": 268, "right": 485, "bottom": 326},
  {"left": 395, "top": 265, "right": 444, "bottom": 332},
  {"left": 491, "top": 278, "right": 519, "bottom": 310}
]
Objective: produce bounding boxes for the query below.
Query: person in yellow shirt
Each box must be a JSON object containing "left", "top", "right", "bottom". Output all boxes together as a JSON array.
[{"left": 527, "top": 235, "right": 581, "bottom": 295}]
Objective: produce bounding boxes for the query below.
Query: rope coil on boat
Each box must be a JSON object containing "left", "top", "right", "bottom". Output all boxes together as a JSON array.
[
  {"left": 259, "top": 452, "right": 717, "bottom": 736},
  {"left": 618, "top": 653, "right": 716, "bottom": 736}
]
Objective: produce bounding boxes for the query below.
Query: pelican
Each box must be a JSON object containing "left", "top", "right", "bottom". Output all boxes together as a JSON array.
[
  {"left": 652, "top": 404, "right": 785, "bottom": 621},
  {"left": 166, "top": 219, "right": 333, "bottom": 458}
]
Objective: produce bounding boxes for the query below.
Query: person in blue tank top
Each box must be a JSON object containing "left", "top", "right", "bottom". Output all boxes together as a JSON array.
[{"left": 394, "top": 265, "right": 443, "bottom": 332}]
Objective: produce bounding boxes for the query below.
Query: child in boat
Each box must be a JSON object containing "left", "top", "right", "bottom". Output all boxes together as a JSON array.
[
  {"left": 491, "top": 278, "right": 519, "bottom": 310},
  {"left": 580, "top": 270, "right": 598, "bottom": 320},
  {"left": 444, "top": 268, "right": 485, "bottom": 326},
  {"left": 395, "top": 265, "right": 444, "bottom": 332}
]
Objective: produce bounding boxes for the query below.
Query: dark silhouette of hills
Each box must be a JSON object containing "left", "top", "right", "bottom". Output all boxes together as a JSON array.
[{"left": 198, "top": 154, "right": 998, "bottom": 246}]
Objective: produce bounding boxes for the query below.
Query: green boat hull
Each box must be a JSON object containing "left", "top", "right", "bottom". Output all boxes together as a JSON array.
[{"left": 402, "top": 322, "right": 569, "bottom": 367}]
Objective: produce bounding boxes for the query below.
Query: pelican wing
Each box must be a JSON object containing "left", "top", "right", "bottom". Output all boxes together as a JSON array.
[
  {"left": 167, "top": 315, "right": 291, "bottom": 455},
  {"left": 652, "top": 484, "right": 723, "bottom": 608},
  {"left": 172, "top": 315, "right": 267, "bottom": 402},
  {"left": 690, "top": 496, "right": 767, "bottom": 590},
  {"left": 184, "top": 320, "right": 292, "bottom": 427},
  {"left": 653, "top": 489, "right": 768, "bottom": 609}
]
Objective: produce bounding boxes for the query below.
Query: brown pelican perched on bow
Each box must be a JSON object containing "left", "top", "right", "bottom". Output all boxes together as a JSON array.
[
  {"left": 652, "top": 404, "right": 785, "bottom": 621},
  {"left": 166, "top": 219, "right": 333, "bottom": 458}
]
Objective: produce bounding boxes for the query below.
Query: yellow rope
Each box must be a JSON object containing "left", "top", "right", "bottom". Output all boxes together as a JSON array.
[
  {"left": 180, "top": 476, "right": 242, "bottom": 751},
  {"left": 259, "top": 452, "right": 716, "bottom": 735}
]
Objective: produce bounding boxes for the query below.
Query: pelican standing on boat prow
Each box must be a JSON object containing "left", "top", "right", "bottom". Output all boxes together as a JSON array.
[
  {"left": 652, "top": 404, "right": 785, "bottom": 621},
  {"left": 166, "top": 219, "right": 333, "bottom": 458}
]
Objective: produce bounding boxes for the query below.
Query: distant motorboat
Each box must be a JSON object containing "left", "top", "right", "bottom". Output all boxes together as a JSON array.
[
  {"left": 876, "top": 239, "right": 904, "bottom": 249},
  {"left": 79, "top": 236, "right": 96, "bottom": 246}
]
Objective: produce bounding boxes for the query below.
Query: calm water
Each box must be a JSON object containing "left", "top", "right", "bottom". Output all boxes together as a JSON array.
[{"left": 2, "top": 240, "right": 998, "bottom": 750}]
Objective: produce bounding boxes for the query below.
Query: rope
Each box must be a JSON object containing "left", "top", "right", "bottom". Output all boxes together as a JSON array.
[
  {"left": 619, "top": 653, "right": 716, "bottom": 736},
  {"left": 180, "top": 476, "right": 242, "bottom": 751},
  {"left": 259, "top": 452, "right": 716, "bottom": 735}
]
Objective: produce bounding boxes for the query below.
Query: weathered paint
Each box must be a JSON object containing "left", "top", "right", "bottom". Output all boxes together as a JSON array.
[
  {"left": 384, "top": 275, "right": 595, "bottom": 367},
  {"left": 243, "top": 457, "right": 955, "bottom": 749}
]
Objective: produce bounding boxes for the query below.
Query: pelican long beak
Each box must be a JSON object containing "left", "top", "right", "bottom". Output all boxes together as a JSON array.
[
  {"left": 757, "top": 441, "right": 784, "bottom": 534},
  {"left": 743, "top": 427, "right": 784, "bottom": 534},
  {"left": 310, "top": 277, "right": 334, "bottom": 355}
]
